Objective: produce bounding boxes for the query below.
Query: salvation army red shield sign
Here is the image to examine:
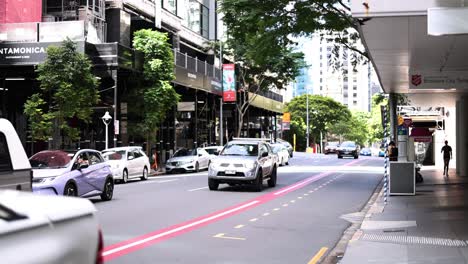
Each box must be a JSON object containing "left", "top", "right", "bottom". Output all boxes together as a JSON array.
[{"left": 411, "top": 75, "right": 422, "bottom": 86}]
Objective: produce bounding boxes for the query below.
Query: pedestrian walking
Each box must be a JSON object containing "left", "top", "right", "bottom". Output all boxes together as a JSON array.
[
  {"left": 441, "top": 140, "right": 452, "bottom": 177},
  {"left": 388, "top": 141, "right": 398, "bottom": 161}
]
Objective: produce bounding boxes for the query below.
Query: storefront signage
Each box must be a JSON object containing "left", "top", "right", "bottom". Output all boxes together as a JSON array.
[
  {"left": 410, "top": 71, "right": 468, "bottom": 89},
  {"left": 0, "top": 41, "right": 84, "bottom": 65},
  {"left": 223, "top": 64, "right": 236, "bottom": 103},
  {"left": 282, "top": 112, "right": 291, "bottom": 130}
]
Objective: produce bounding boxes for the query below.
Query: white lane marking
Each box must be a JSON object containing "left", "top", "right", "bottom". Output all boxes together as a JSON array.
[
  {"left": 213, "top": 233, "right": 246, "bottom": 240},
  {"left": 157, "top": 179, "right": 179, "bottom": 183},
  {"left": 188, "top": 186, "right": 208, "bottom": 192},
  {"left": 149, "top": 172, "right": 208, "bottom": 179},
  {"left": 263, "top": 213, "right": 270, "bottom": 216},
  {"left": 290, "top": 200, "right": 296, "bottom": 203},
  {"left": 273, "top": 208, "right": 280, "bottom": 211},
  {"left": 283, "top": 204, "right": 289, "bottom": 207},
  {"left": 102, "top": 200, "right": 259, "bottom": 256},
  {"left": 234, "top": 225, "right": 245, "bottom": 229},
  {"left": 249, "top": 218, "right": 258, "bottom": 222}
]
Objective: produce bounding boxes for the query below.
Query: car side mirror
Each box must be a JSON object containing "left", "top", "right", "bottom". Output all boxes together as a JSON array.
[
  {"left": 128, "top": 155, "right": 134, "bottom": 160},
  {"left": 78, "top": 163, "right": 89, "bottom": 170},
  {"left": 261, "top": 152, "right": 269, "bottom": 157},
  {"left": 198, "top": 153, "right": 202, "bottom": 157},
  {"left": 214, "top": 151, "right": 219, "bottom": 156}
]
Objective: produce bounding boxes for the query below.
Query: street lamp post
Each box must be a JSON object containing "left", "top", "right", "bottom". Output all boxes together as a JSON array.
[
  {"left": 306, "top": 86, "right": 310, "bottom": 149},
  {"left": 101, "top": 111, "right": 112, "bottom": 150}
]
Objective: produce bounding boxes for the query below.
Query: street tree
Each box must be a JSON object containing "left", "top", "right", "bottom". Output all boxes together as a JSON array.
[
  {"left": 132, "top": 29, "right": 180, "bottom": 153},
  {"left": 285, "top": 94, "right": 350, "bottom": 150},
  {"left": 220, "top": 0, "right": 369, "bottom": 70},
  {"left": 330, "top": 110, "right": 370, "bottom": 146},
  {"left": 207, "top": 36, "right": 304, "bottom": 137},
  {"left": 25, "top": 39, "right": 100, "bottom": 148}
]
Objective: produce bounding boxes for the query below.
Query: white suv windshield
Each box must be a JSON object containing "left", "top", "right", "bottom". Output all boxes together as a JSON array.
[{"left": 221, "top": 144, "right": 258, "bottom": 156}]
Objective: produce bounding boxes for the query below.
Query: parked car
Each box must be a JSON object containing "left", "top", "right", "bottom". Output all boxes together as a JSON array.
[
  {"left": 165, "top": 148, "right": 210, "bottom": 173},
  {"left": 203, "top": 146, "right": 224, "bottom": 160},
  {"left": 360, "top": 147, "right": 372, "bottom": 156},
  {"left": 324, "top": 141, "right": 340, "bottom": 154},
  {"left": 0, "top": 189, "right": 103, "bottom": 264},
  {"left": 30, "top": 149, "right": 114, "bottom": 201},
  {"left": 270, "top": 143, "right": 289, "bottom": 166},
  {"left": 0, "top": 118, "right": 32, "bottom": 191},
  {"left": 208, "top": 139, "right": 277, "bottom": 191},
  {"left": 337, "top": 141, "right": 360, "bottom": 159},
  {"left": 378, "top": 148, "right": 386, "bottom": 157},
  {"left": 277, "top": 139, "right": 293, "bottom": 158},
  {"left": 102, "top": 147, "right": 151, "bottom": 184}
]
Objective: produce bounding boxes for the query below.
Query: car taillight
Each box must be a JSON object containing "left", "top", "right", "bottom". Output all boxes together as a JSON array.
[{"left": 96, "top": 228, "right": 104, "bottom": 264}]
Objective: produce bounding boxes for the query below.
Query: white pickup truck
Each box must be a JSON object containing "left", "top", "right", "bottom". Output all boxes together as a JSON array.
[{"left": 0, "top": 118, "right": 32, "bottom": 191}]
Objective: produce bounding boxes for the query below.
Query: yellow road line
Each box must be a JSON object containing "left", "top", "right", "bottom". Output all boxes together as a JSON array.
[
  {"left": 307, "top": 247, "right": 328, "bottom": 264},
  {"left": 234, "top": 225, "right": 244, "bottom": 229}
]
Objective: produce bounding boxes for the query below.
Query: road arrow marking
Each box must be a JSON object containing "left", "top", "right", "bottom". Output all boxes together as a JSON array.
[{"left": 213, "top": 233, "right": 246, "bottom": 241}]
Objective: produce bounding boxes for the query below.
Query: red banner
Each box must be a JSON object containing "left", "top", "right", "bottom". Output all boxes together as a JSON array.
[
  {"left": 222, "top": 64, "right": 236, "bottom": 102},
  {"left": 0, "top": 0, "right": 42, "bottom": 23}
]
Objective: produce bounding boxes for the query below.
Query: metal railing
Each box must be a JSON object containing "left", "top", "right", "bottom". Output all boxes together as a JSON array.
[
  {"left": 174, "top": 49, "right": 221, "bottom": 79},
  {"left": 173, "top": 49, "right": 283, "bottom": 102}
]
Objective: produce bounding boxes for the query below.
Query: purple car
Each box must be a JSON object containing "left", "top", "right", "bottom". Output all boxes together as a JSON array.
[{"left": 30, "top": 149, "right": 114, "bottom": 201}]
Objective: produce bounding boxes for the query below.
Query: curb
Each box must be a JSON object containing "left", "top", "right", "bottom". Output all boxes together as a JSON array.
[{"left": 322, "top": 179, "right": 385, "bottom": 264}]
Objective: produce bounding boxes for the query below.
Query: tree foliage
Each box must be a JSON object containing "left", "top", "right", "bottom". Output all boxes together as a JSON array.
[
  {"left": 284, "top": 94, "right": 350, "bottom": 150},
  {"left": 132, "top": 29, "right": 180, "bottom": 148},
  {"left": 25, "top": 39, "right": 100, "bottom": 147},
  {"left": 220, "top": 0, "right": 368, "bottom": 70},
  {"left": 329, "top": 110, "right": 370, "bottom": 146}
]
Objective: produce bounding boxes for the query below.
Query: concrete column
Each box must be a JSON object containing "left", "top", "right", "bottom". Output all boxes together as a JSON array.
[
  {"left": 456, "top": 97, "right": 468, "bottom": 176},
  {"left": 389, "top": 93, "right": 398, "bottom": 141}
]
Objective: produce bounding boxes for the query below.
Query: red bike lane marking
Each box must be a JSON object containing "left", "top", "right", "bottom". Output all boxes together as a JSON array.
[{"left": 102, "top": 158, "right": 364, "bottom": 261}]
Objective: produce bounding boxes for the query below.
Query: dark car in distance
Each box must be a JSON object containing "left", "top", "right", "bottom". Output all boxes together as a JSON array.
[
  {"left": 360, "top": 147, "right": 372, "bottom": 156},
  {"left": 337, "top": 141, "right": 360, "bottom": 159}
]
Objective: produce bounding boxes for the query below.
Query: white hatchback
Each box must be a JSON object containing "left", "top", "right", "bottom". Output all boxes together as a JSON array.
[
  {"left": 0, "top": 190, "right": 102, "bottom": 264},
  {"left": 270, "top": 143, "right": 290, "bottom": 166},
  {"left": 102, "top": 147, "right": 151, "bottom": 183}
]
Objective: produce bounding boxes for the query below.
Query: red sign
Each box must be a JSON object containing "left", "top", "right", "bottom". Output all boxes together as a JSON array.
[
  {"left": 0, "top": 0, "right": 42, "bottom": 23},
  {"left": 222, "top": 64, "right": 236, "bottom": 102},
  {"left": 411, "top": 74, "right": 422, "bottom": 86},
  {"left": 413, "top": 136, "right": 432, "bottom": 143}
]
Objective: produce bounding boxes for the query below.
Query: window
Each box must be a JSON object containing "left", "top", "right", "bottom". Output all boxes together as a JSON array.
[
  {"left": 353, "top": 93, "right": 357, "bottom": 97},
  {"left": 163, "top": 0, "right": 177, "bottom": 14},
  {"left": 201, "top": 5, "right": 209, "bottom": 38},
  {"left": 88, "top": 152, "right": 103, "bottom": 165},
  {"left": 0, "top": 133, "right": 12, "bottom": 172},
  {"left": 187, "top": 0, "right": 201, "bottom": 34},
  {"left": 353, "top": 100, "right": 357, "bottom": 105},
  {"left": 320, "top": 78, "right": 322, "bottom": 83},
  {"left": 353, "top": 85, "right": 357, "bottom": 90},
  {"left": 259, "top": 144, "right": 268, "bottom": 156}
]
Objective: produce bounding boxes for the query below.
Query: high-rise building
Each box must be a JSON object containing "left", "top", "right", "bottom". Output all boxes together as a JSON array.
[{"left": 290, "top": 32, "right": 380, "bottom": 112}]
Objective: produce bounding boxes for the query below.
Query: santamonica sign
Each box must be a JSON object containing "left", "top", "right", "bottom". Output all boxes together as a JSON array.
[{"left": 0, "top": 41, "right": 84, "bottom": 65}]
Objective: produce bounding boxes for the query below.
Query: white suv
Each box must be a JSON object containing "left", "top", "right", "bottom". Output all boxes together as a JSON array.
[
  {"left": 102, "top": 147, "right": 151, "bottom": 183},
  {"left": 208, "top": 139, "right": 277, "bottom": 191}
]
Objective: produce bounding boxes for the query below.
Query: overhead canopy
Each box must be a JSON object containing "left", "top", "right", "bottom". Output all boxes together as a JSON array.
[{"left": 352, "top": 1, "right": 468, "bottom": 94}]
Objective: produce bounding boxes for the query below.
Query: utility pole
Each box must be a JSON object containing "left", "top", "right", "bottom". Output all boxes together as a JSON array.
[
  {"left": 306, "top": 85, "right": 310, "bottom": 148},
  {"left": 219, "top": 41, "right": 224, "bottom": 146}
]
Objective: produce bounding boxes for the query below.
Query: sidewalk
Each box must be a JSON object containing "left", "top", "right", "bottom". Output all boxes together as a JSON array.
[
  {"left": 338, "top": 167, "right": 468, "bottom": 264},
  {"left": 150, "top": 168, "right": 166, "bottom": 176}
]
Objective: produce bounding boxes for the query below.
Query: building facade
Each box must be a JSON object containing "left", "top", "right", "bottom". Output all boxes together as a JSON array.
[{"left": 0, "top": 0, "right": 284, "bottom": 159}]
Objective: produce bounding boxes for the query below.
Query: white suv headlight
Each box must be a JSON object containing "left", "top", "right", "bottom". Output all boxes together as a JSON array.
[{"left": 244, "top": 162, "right": 256, "bottom": 170}]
